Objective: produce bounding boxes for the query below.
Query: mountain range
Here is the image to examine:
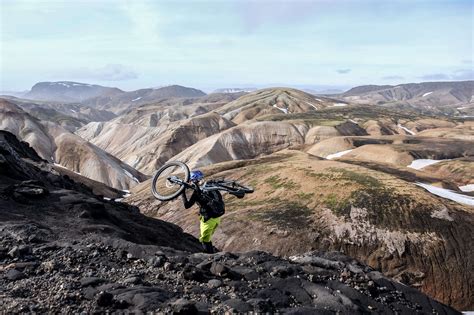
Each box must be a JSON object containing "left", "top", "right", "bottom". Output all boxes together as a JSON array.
[
  {"left": 0, "top": 79, "right": 473, "bottom": 311},
  {"left": 6, "top": 80, "right": 473, "bottom": 116},
  {"left": 339, "top": 81, "right": 474, "bottom": 116}
]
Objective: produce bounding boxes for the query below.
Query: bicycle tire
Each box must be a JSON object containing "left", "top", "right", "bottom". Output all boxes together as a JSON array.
[{"left": 151, "top": 161, "right": 190, "bottom": 201}]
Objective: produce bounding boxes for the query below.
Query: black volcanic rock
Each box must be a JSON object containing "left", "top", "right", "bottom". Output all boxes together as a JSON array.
[
  {"left": 0, "top": 130, "right": 201, "bottom": 249},
  {"left": 5, "top": 269, "right": 25, "bottom": 281},
  {"left": 0, "top": 131, "right": 47, "bottom": 182},
  {"left": 334, "top": 121, "right": 368, "bottom": 136},
  {"left": 0, "top": 236, "right": 461, "bottom": 313}
]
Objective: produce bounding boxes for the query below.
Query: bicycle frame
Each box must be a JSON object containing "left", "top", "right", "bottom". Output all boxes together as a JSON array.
[{"left": 168, "top": 176, "right": 241, "bottom": 194}]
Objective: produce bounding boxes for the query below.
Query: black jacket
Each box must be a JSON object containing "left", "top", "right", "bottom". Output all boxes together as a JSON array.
[{"left": 181, "top": 188, "right": 223, "bottom": 221}]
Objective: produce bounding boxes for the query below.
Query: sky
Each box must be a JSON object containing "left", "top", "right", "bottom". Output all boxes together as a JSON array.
[{"left": 1, "top": 0, "right": 473, "bottom": 92}]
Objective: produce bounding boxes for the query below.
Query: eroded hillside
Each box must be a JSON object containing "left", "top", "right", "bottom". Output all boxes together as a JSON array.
[
  {"left": 0, "top": 100, "right": 146, "bottom": 190},
  {"left": 127, "top": 150, "right": 474, "bottom": 310}
]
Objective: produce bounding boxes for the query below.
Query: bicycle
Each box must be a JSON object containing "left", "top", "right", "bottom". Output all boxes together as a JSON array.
[{"left": 151, "top": 161, "right": 254, "bottom": 201}]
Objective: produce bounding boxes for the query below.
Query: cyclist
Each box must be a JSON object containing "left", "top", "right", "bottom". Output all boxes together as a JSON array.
[{"left": 181, "top": 170, "right": 225, "bottom": 253}]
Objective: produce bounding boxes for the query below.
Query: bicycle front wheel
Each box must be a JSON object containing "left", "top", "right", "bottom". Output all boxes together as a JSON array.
[{"left": 151, "top": 161, "right": 190, "bottom": 201}]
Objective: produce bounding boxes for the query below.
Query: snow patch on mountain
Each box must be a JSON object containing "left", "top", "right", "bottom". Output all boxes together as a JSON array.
[
  {"left": 397, "top": 124, "right": 415, "bottom": 135},
  {"left": 459, "top": 184, "right": 474, "bottom": 192},
  {"left": 416, "top": 182, "right": 474, "bottom": 206},
  {"left": 407, "top": 159, "right": 450, "bottom": 170},
  {"left": 326, "top": 149, "right": 354, "bottom": 159},
  {"left": 273, "top": 104, "right": 288, "bottom": 114}
]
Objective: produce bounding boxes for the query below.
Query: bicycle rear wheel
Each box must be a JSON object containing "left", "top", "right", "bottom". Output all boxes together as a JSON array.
[{"left": 151, "top": 161, "right": 190, "bottom": 201}]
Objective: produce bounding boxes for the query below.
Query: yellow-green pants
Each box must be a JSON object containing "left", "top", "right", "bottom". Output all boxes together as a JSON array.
[{"left": 199, "top": 216, "right": 221, "bottom": 243}]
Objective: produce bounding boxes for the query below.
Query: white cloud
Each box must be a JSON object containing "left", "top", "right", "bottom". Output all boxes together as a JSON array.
[
  {"left": 451, "top": 69, "right": 474, "bottom": 80},
  {"left": 419, "top": 69, "right": 473, "bottom": 81},
  {"left": 420, "top": 73, "right": 450, "bottom": 80},
  {"left": 337, "top": 69, "right": 351, "bottom": 74},
  {"left": 1, "top": 0, "right": 63, "bottom": 14},
  {"left": 119, "top": 1, "right": 163, "bottom": 44}
]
